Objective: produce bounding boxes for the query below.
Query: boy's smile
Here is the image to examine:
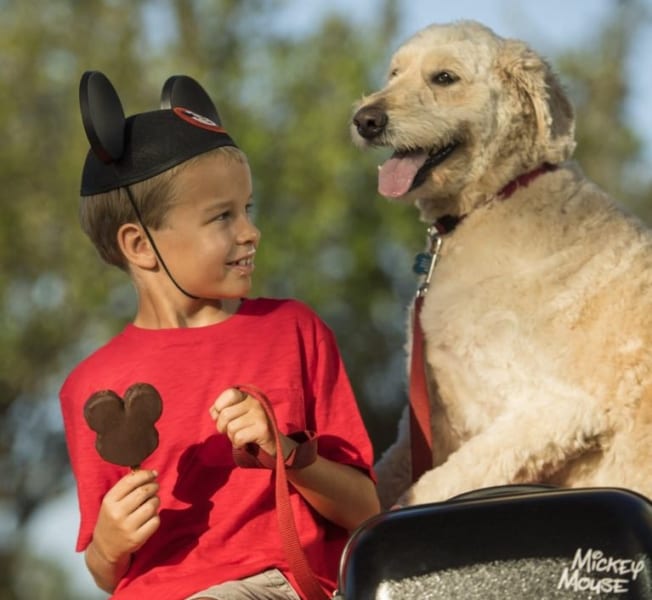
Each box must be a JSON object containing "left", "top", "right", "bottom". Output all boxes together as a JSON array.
[{"left": 226, "top": 249, "right": 256, "bottom": 274}]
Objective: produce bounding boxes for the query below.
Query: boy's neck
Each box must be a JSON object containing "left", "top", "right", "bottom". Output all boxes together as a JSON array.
[{"left": 133, "top": 297, "right": 242, "bottom": 329}]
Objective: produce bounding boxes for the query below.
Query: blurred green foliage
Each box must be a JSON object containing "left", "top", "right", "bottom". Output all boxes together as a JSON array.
[{"left": 0, "top": 0, "right": 650, "bottom": 597}]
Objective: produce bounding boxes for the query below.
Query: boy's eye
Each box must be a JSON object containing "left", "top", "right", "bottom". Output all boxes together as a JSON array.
[{"left": 207, "top": 203, "right": 254, "bottom": 224}]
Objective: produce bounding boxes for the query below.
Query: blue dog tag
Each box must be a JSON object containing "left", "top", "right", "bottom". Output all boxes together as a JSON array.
[{"left": 413, "top": 252, "right": 432, "bottom": 275}]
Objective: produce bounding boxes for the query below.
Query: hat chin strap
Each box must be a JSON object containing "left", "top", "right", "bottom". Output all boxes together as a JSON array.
[{"left": 123, "top": 184, "right": 201, "bottom": 301}]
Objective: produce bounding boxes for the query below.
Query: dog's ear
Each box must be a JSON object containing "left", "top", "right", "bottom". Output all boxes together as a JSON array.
[{"left": 498, "top": 39, "right": 576, "bottom": 164}]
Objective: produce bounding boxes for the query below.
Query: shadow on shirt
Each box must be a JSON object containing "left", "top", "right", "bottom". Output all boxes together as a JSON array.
[{"left": 144, "top": 434, "right": 232, "bottom": 566}]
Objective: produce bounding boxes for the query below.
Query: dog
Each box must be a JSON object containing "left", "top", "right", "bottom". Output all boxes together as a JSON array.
[{"left": 351, "top": 20, "right": 652, "bottom": 509}]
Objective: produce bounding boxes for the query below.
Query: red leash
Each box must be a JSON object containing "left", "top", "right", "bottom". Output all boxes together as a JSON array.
[
  {"left": 409, "top": 221, "right": 445, "bottom": 483},
  {"left": 409, "top": 294, "right": 433, "bottom": 482},
  {"left": 233, "top": 384, "right": 329, "bottom": 600}
]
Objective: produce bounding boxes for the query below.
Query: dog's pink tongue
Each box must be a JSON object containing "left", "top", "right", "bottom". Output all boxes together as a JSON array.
[{"left": 378, "top": 152, "right": 428, "bottom": 198}]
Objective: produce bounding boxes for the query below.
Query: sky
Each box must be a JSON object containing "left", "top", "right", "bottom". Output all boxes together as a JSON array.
[{"left": 23, "top": 1, "right": 652, "bottom": 597}]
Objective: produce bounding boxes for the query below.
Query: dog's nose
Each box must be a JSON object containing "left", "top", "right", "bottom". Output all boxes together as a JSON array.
[{"left": 353, "top": 105, "right": 388, "bottom": 139}]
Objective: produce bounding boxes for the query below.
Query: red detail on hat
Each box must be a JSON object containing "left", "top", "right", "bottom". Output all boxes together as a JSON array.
[{"left": 173, "top": 107, "right": 228, "bottom": 133}]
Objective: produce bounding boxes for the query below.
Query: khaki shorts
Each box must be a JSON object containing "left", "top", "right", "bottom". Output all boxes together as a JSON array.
[{"left": 185, "top": 568, "right": 301, "bottom": 600}]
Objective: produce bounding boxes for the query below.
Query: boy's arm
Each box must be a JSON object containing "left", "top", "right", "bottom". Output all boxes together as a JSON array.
[
  {"left": 285, "top": 449, "right": 380, "bottom": 531},
  {"left": 85, "top": 469, "right": 160, "bottom": 593},
  {"left": 212, "top": 389, "right": 380, "bottom": 531},
  {"left": 85, "top": 539, "right": 132, "bottom": 593}
]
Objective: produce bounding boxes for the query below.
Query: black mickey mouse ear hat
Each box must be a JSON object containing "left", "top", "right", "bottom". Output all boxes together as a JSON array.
[{"left": 79, "top": 71, "right": 238, "bottom": 196}]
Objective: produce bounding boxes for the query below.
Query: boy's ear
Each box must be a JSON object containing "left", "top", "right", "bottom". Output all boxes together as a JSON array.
[{"left": 117, "top": 222, "right": 157, "bottom": 269}]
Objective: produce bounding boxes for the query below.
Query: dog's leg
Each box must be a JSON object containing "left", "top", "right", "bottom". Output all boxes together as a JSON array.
[
  {"left": 399, "top": 391, "right": 606, "bottom": 505},
  {"left": 374, "top": 405, "right": 414, "bottom": 509}
]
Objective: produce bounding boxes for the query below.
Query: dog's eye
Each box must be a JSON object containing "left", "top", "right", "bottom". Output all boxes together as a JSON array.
[
  {"left": 389, "top": 68, "right": 399, "bottom": 79},
  {"left": 431, "top": 71, "right": 459, "bottom": 86}
]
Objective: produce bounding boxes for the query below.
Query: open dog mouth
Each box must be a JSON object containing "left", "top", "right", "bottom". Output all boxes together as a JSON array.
[{"left": 378, "top": 142, "right": 458, "bottom": 198}]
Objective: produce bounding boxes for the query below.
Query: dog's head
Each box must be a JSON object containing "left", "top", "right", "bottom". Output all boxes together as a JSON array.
[{"left": 351, "top": 20, "right": 575, "bottom": 221}]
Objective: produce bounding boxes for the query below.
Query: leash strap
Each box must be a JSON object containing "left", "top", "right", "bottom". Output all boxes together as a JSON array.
[
  {"left": 409, "top": 295, "right": 433, "bottom": 482},
  {"left": 234, "top": 384, "right": 329, "bottom": 600},
  {"left": 409, "top": 222, "right": 443, "bottom": 483}
]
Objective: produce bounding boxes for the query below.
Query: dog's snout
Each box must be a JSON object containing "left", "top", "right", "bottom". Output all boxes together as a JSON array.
[{"left": 353, "top": 105, "right": 388, "bottom": 140}]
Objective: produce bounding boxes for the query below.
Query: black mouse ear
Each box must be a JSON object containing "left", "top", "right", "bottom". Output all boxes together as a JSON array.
[
  {"left": 79, "top": 71, "right": 126, "bottom": 164},
  {"left": 160, "top": 75, "right": 222, "bottom": 125}
]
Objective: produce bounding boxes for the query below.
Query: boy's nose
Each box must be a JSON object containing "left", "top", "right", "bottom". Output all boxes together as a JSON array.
[{"left": 238, "top": 221, "right": 261, "bottom": 245}]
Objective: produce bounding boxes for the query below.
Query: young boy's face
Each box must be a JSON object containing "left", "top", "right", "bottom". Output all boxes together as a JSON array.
[{"left": 152, "top": 152, "right": 259, "bottom": 300}]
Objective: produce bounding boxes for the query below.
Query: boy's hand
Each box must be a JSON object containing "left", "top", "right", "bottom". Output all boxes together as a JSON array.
[
  {"left": 92, "top": 469, "right": 160, "bottom": 566},
  {"left": 210, "top": 388, "right": 277, "bottom": 456}
]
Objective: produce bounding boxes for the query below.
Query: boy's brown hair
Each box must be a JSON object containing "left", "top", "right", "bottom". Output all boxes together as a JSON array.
[{"left": 79, "top": 146, "right": 247, "bottom": 270}]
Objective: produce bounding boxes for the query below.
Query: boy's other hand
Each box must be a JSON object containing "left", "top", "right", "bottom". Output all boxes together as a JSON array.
[
  {"left": 210, "top": 388, "right": 277, "bottom": 456},
  {"left": 93, "top": 469, "right": 160, "bottom": 565}
]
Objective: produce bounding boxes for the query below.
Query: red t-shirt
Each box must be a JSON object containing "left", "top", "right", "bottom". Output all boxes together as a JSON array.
[{"left": 59, "top": 298, "right": 375, "bottom": 599}]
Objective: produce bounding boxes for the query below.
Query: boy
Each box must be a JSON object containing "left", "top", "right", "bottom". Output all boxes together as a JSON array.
[{"left": 60, "top": 71, "right": 379, "bottom": 600}]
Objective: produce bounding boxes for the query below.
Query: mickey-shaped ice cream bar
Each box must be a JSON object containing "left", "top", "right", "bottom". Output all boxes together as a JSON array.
[{"left": 84, "top": 383, "right": 163, "bottom": 468}]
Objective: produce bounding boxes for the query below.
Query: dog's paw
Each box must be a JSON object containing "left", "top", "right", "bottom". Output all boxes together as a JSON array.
[
  {"left": 398, "top": 484, "right": 447, "bottom": 506},
  {"left": 400, "top": 469, "right": 467, "bottom": 505}
]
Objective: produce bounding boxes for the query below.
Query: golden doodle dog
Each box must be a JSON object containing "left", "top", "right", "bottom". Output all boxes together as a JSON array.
[{"left": 351, "top": 20, "right": 652, "bottom": 509}]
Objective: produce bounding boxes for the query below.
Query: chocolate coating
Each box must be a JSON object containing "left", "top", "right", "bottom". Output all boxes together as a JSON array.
[{"left": 84, "top": 383, "right": 162, "bottom": 468}]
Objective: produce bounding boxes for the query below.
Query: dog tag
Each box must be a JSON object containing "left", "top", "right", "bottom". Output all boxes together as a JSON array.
[{"left": 413, "top": 253, "right": 432, "bottom": 275}]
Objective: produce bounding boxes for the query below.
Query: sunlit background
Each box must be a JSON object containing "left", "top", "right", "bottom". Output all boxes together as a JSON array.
[{"left": 2, "top": 0, "right": 651, "bottom": 597}]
